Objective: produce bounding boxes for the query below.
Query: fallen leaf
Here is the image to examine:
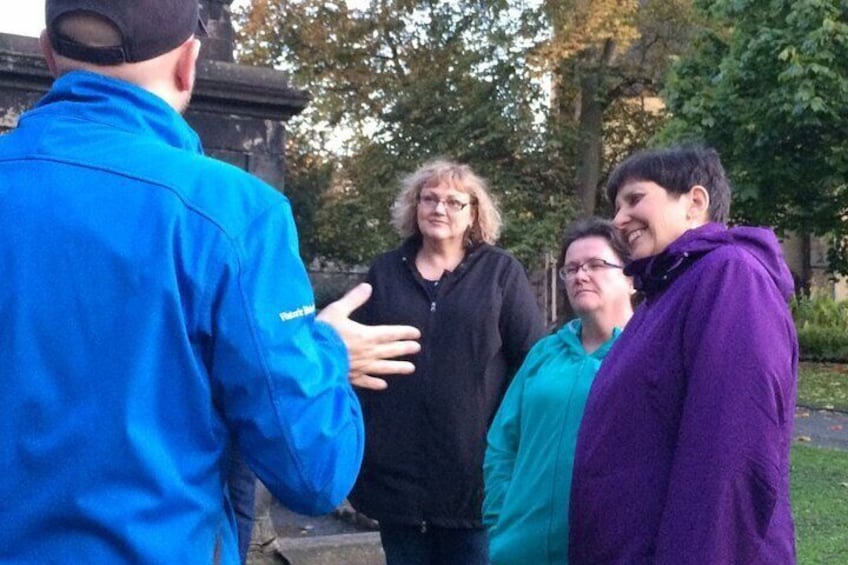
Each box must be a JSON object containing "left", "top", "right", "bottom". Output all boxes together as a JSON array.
[
  {"left": 796, "top": 435, "right": 812, "bottom": 443},
  {"left": 830, "top": 425, "right": 844, "bottom": 431}
]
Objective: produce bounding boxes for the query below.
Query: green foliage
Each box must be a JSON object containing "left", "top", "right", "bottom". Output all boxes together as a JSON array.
[
  {"left": 313, "top": 143, "right": 404, "bottom": 265},
  {"left": 791, "top": 444, "right": 848, "bottom": 564},
  {"left": 791, "top": 295, "right": 848, "bottom": 361},
  {"left": 796, "top": 326, "right": 848, "bottom": 362},
  {"left": 282, "top": 130, "right": 335, "bottom": 262},
  {"left": 660, "top": 0, "right": 848, "bottom": 274},
  {"left": 792, "top": 294, "right": 848, "bottom": 329}
]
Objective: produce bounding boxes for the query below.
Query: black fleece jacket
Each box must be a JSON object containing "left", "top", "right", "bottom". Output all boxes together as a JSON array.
[{"left": 349, "top": 237, "right": 546, "bottom": 529}]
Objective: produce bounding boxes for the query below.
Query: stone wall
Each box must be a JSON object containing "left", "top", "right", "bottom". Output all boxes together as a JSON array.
[{"left": 0, "top": 33, "right": 45, "bottom": 132}]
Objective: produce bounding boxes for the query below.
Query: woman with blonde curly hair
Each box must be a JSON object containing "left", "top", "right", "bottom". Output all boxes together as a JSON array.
[
  {"left": 349, "top": 159, "right": 546, "bottom": 564},
  {"left": 389, "top": 160, "right": 503, "bottom": 247}
]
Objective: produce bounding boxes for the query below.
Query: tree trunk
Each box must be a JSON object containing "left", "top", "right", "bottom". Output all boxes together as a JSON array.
[
  {"left": 574, "top": 39, "right": 616, "bottom": 215},
  {"left": 800, "top": 231, "right": 812, "bottom": 295},
  {"left": 575, "top": 75, "right": 604, "bottom": 215}
]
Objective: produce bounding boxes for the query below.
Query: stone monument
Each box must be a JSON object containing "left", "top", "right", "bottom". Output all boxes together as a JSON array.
[{"left": 0, "top": 0, "right": 307, "bottom": 195}]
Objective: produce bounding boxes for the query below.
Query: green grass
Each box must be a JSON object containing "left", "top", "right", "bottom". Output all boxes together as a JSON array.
[
  {"left": 798, "top": 362, "right": 848, "bottom": 412},
  {"left": 794, "top": 362, "right": 848, "bottom": 562},
  {"left": 792, "top": 444, "right": 848, "bottom": 563}
]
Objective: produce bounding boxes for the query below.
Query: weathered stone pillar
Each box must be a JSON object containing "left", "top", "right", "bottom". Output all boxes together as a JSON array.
[
  {"left": 188, "top": 57, "right": 308, "bottom": 190},
  {"left": 199, "top": 0, "right": 236, "bottom": 63},
  {"left": 0, "top": 34, "right": 46, "bottom": 132}
]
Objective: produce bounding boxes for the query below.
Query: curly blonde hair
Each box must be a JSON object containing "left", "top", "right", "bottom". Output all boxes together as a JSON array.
[{"left": 390, "top": 159, "right": 502, "bottom": 246}]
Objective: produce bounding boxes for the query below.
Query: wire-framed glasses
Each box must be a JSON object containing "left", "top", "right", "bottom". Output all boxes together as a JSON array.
[
  {"left": 559, "top": 258, "right": 624, "bottom": 281},
  {"left": 418, "top": 193, "right": 470, "bottom": 213}
]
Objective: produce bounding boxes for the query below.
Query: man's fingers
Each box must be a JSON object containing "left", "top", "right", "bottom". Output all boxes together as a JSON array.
[
  {"left": 348, "top": 334, "right": 419, "bottom": 378},
  {"left": 349, "top": 359, "right": 416, "bottom": 390},
  {"left": 316, "top": 289, "right": 420, "bottom": 388},
  {"left": 350, "top": 358, "right": 416, "bottom": 378},
  {"left": 356, "top": 359, "right": 416, "bottom": 376},
  {"left": 369, "top": 324, "right": 421, "bottom": 342},
  {"left": 350, "top": 374, "right": 389, "bottom": 391},
  {"left": 323, "top": 282, "right": 373, "bottom": 319},
  {"left": 361, "top": 340, "right": 420, "bottom": 361}
]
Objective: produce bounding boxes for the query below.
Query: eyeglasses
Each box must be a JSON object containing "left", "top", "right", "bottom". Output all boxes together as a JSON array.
[
  {"left": 418, "top": 193, "right": 471, "bottom": 213},
  {"left": 559, "top": 258, "right": 624, "bottom": 281}
]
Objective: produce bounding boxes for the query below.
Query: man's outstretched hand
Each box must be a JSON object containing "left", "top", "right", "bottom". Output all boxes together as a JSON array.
[{"left": 317, "top": 283, "right": 421, "bottom": 390}]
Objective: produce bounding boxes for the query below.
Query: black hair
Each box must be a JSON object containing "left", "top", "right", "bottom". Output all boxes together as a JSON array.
[
  {"left": 557, "top": 216, "right": 630, "bottom": 272},
  {"left": 606, "top": 145, "right": 731, "bottom": 223}
]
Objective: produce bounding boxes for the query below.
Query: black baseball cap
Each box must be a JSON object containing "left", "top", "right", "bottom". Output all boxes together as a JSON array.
[{"left": 46, "top": 0, "right": 207, "bottom": 65}]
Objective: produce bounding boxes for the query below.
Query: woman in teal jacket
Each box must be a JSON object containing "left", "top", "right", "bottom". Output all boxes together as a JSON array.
[{"left": 483, "top": 217, "right": 634, "bottom": 564}]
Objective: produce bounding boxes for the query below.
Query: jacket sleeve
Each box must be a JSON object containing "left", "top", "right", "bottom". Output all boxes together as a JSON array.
[
  {"left": 209, "top": 202, "right": 364, "bottom": 516},
  {"left": 654, "top": 251, "right": 797, "bottom": 563},
  {"left": 498, "top": 258, "right": 547, "bottom": 375},
  {"left": 483, "top": 357, "right": 530, "bottom": 530}
]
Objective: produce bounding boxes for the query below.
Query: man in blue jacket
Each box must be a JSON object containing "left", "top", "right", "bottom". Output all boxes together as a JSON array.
[{"left": 0, "top": 1, "right": 420, "bottom": 563}]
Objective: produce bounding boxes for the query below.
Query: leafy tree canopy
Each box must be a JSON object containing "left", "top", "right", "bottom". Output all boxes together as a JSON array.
[
  {"left": 235, "top": 0, "right": 578, "bottom": 267},
  {"left": 661, "top": 0, "right": 848, "bottom": 273},
  {"left": 234, "top": 0, "right": 689, "bottom": 267}
]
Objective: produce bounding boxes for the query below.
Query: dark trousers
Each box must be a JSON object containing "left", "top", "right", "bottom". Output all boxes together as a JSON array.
[
  {"left": 379, "top": 522, "right": 490, "bottom": 565},
  {"left": 227, "top": 451, "right": 257, "bottom": 564}
]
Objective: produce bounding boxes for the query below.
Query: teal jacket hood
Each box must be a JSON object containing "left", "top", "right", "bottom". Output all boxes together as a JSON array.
[{"left": 554, "top": 319, "right": 621, "bottom": 359}]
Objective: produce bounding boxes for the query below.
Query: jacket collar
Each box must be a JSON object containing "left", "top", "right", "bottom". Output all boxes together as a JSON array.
[
  {"left": 625, "top": 223, "right": 725, "bottom": 295},
  {"left": 399, "top": 236, "right": 488, "bottom": 282},
  {"left": 28, "top": 70, "right": 204, "bottom": 155},
  {"left": 557, "top": 318, "right": 622, "bottom": 359}
]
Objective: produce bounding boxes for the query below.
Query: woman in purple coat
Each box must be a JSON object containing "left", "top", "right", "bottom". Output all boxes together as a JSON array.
[{"left": 569, "top": 146, "right": 798, "bottom": 564}]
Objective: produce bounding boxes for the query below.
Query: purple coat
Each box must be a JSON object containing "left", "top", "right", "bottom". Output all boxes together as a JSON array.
[{"left": 570, "top": 223, "right": 798, "bottom": 564}]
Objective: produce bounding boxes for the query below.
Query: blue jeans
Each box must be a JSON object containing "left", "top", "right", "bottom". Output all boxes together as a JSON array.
[
  {"left": 227, "top": 451, "right": 257, "bottom": 564},
  {"left": 379, "top": 522, "right": 490, "bottom": 565}
]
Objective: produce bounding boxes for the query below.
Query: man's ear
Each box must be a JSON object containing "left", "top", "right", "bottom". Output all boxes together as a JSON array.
[
  {"left": 687, "top": 185, "right": 711, "bottom": 223},
  {"left": 39, "top": 30, "right": 59, "bottom": 78},
  {"left": 174, "top": 38, "right": 201, "bottom": 94}
]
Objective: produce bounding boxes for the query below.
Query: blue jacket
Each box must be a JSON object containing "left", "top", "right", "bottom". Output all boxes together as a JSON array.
[
  {"left": 0, "top": 71, "right": 364, "bottom": 563},
  {"left": 484, "top": 319, "right": 620, "bottom": 564}
]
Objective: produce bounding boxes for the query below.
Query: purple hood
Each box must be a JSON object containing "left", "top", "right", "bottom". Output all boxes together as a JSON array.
[{"left": 625, "top": 223, "right": 795, "bottom": 300}]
